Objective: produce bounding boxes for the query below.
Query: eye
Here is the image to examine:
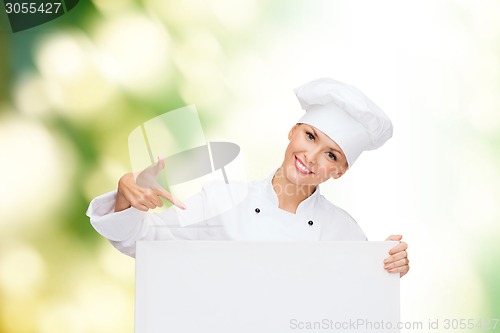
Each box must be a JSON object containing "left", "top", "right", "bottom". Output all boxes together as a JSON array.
[
  {"left": 306, "top": 131, "right": 315, "bottom": 141},
  {"left": 327, "top": 152, "right": 337, "bottom": 161}
]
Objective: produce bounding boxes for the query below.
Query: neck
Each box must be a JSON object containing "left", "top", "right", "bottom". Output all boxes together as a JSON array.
[{"left": 271, "top": 166, "right": 317, "bottom": 214}]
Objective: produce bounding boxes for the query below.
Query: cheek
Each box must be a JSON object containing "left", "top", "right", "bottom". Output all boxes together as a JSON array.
[
  {"left": 284, "top": 144, "right": 294, "bottom": 160},
  {"left": 288, "top": 137, "right": 300, "bottom": 148},
  {"left": 317, "top": 162, "right": 342, "bottom": 179},
  {"left": 285, "top": 139, "right": 303, "bottom": 155}
]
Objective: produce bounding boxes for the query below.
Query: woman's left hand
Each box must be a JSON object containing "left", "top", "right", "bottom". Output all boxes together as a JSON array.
[{"left": 384, "top": 235, "right": 409, "bottom": 278}]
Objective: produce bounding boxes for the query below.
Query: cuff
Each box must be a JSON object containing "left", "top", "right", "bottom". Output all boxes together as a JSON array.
[{"left": 86, "top": 190, "right": 146, "bottom": 241}]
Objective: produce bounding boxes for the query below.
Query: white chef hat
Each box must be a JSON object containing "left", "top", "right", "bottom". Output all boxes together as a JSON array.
[{"left": 294, "top": 78, "right": 393, "bottom": 167}]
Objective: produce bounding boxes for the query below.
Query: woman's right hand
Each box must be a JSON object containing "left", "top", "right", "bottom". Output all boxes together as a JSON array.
[{"left": 115, "top": 158, "right": 187, "bottom": 212}]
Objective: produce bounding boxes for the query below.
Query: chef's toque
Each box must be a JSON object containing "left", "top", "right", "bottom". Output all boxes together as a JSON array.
[{"left": 294, "top": 78, "right": 393, "bottom": 167}]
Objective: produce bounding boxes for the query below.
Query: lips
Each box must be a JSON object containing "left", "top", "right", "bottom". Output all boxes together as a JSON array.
[{"left": 294, "top": 156, "right": 313, "bottom": 175}]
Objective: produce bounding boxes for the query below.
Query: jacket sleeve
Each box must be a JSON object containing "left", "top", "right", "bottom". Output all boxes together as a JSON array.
[
  {"left": 86, "top": 181, "right": 247, "bottom": 257},
  {"left": 316, "top": 199, "right": 368, "bottom": 241},
  {"left": 86, "top": 189, "right": 208, "bottom": 257},
  {"left": 347, "top": 216, "right": 368, "bottom": 241}
]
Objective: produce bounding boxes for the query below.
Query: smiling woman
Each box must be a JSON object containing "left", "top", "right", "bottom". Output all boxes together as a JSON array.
[
  {"left": 269, "top": 123, "right": 349, "bottom": 211},
  {"left": 86, "top": 77, "right": 410, "bottom": 277},
  {"left": 285, "top": 124, "right": 348, "bottom": 180}
]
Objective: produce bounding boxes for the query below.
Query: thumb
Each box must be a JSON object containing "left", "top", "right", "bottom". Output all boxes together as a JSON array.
[
  {"left": 153, "top": 156, "right": 166, "bottom": 176},
  {"left": 385, "top": 234, "right": 403, "bottom": 241}
]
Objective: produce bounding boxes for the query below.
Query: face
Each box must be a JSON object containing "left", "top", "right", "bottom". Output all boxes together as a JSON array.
[{"left": 281, "top": 123, "right": 348, "bottom": 186}]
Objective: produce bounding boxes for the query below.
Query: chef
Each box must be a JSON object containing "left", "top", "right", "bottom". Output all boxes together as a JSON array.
[{"left": 87, "top": 78, "right": 410, "bottom": 277}]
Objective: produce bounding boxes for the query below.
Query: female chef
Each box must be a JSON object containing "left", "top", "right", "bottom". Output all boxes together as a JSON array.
[{"left": 87, "top": 78, "right": 410, "bottom": 277}]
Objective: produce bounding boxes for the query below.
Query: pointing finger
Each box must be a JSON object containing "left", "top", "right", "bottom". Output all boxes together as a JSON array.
[{"left": 155, "top": 188, "right": 187, "bottom": 210}]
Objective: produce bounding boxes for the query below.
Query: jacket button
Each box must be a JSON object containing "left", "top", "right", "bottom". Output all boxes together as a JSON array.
[
  {"left": 255, "top": 208, "right": 260, "bottom": 213},
  {"left": 308, "top": 220, "right": 314, "bottom": 226}
]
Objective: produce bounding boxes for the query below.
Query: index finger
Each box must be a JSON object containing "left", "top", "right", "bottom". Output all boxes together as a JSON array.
[{"left": 154, "top": 187, "right": 187, "bottom": 210}]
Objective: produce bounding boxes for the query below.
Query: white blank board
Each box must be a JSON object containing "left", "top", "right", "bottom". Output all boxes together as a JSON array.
[{"left": 135, "top": 241, "right": 400, "bottom": 333}]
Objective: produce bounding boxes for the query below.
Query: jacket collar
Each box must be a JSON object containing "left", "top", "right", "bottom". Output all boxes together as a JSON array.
[{"left": 262, "top": 169, "right": 321, "bottom": 214}]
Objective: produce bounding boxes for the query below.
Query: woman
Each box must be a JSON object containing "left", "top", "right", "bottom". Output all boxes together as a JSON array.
[{"left": 87, "top": 78, "right": 410, "bottom": 277}]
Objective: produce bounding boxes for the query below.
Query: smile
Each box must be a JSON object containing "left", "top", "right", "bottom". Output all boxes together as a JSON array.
[{"left": 295, "top": 156, "right": 313, "bottom": 175}]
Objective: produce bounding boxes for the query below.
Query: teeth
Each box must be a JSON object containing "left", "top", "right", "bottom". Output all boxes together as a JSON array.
[{"left": 296, "top": 158, "right": 311, "bottom": 173}]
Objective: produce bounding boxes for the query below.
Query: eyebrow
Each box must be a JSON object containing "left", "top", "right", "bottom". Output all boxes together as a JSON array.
[{"left": 309, "top": 127, "right": 344, "bottom": 156}]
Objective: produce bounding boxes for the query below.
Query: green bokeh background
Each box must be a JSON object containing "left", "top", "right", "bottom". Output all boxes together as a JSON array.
[{"left": 1, "top": 0, "right": 499, "bottom": 332}]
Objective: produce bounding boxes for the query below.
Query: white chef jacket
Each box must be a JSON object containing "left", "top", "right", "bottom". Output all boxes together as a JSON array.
[{"left": 86, "top": 171, "right": 367, "bottom": 257}]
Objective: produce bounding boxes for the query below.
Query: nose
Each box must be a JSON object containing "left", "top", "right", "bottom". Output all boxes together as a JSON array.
[{"left": 305, "top": 148, "right": 320, "bottom": 164}]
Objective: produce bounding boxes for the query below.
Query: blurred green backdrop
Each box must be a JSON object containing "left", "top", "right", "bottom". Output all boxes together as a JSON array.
[{"left": 1, "top": 0, "right": 499, "bottom": 332}]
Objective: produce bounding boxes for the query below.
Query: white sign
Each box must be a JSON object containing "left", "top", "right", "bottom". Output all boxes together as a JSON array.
[{"left": 135, "top": 241, "right": 400, "bottom": 333}]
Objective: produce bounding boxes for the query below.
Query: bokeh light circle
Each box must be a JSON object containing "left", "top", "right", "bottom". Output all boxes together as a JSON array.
[{"left": 0, "top": 115, "right": 75, "bottom": 233}]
